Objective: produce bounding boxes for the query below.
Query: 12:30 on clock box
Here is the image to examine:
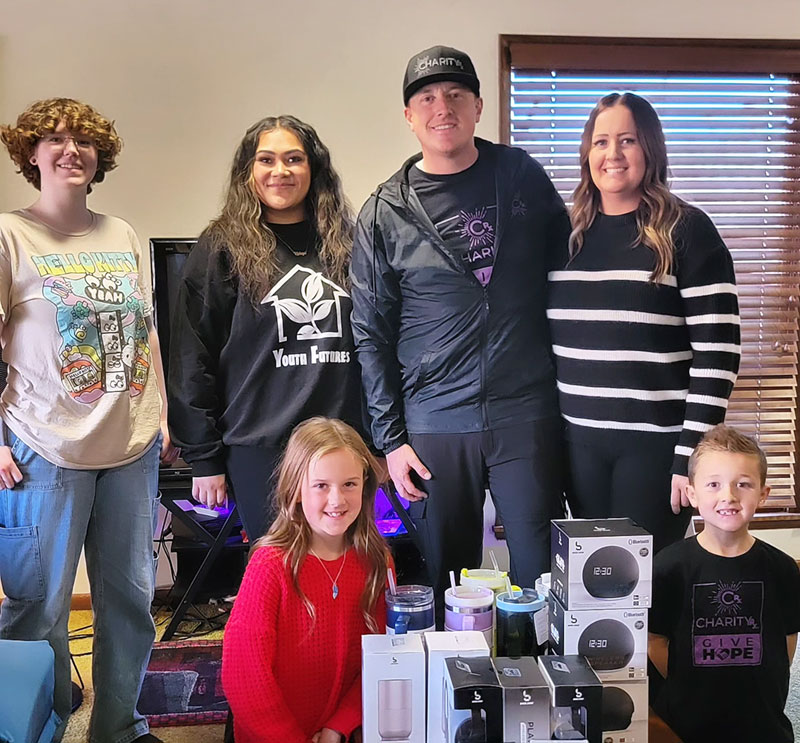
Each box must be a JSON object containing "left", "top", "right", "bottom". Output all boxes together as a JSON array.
[{"left": 550, "top": 519, "right": 653, "bottom": 610}]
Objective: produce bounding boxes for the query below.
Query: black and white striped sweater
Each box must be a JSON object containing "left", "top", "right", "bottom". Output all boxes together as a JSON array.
[{"left": 547, "top": 206, "right": 740, "bottom": 476}]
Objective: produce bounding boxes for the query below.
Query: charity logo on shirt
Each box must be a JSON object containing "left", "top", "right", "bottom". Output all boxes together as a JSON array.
[
  {"left": 261, "top": 265, "right": 351, "bottom": 369},
  {"left": 436, "top": 204, "right": 497, "bottom": 286},
  {"left": 33, "top": 251, "right": 151, "bottom": 403},
  {"left": 692, "top": 580, "right": 763, "bottom": 666}
]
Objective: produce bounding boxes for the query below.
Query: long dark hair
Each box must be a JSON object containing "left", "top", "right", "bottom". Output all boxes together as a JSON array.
[
  {"left": 570, "top": 92, "right": 683, "bottom": 282},
  {"left": 204, "top": 115, "right": 352, "bottom": 301}
]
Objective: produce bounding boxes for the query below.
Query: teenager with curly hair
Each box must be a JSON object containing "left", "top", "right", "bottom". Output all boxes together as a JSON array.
[{"left": 0, "top": 97, "right": 177, "bottom": 742}]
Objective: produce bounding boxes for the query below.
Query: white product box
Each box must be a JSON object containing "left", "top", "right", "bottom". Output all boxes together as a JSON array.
[
  {"left": 601, "top": 678, "right": 649, "bottom": 743},
  {"left": 363, "top": 633, "right": 426, "bottom": 743},
  {"left": 549, "top": 594, "right": 648, "bottom": 681},
  {"left": 424, "top": 630, "right": 490, "bottom": 743},
  {"left": 551, "top": 519, "right": 653, "bottom": 610}
]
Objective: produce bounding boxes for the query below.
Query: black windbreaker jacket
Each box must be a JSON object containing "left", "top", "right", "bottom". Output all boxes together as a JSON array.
[{"left": 350, "top": 139, "right": 570, "bottom": 453}]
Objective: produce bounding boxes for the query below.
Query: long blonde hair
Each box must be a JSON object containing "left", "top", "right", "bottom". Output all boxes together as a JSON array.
[
  {"left": 255, "top": 417, "right": 389, "bottom": 632},
  {"left": 204, "top": 115, "right": 352, "bottom": 302},
  {"left": 569, "top": 92, "right": 684, "bottom": 282}
]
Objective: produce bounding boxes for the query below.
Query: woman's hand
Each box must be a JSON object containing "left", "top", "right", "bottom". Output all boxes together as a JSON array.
[
  {"left": 159, "top": 419, "right": 181, "bottom": 466},
  {"left": 670, "top": 474, "right": 691, "bottom": 515},
  {"left": 0, "top": 446, "right": 22, "bottom": 489},
  {"left": 192, "top": 474, "right": 227, "bottom": 507}
]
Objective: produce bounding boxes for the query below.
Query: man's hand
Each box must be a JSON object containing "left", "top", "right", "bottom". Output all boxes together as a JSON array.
[
  {"left": 0, "top": 446, "right": 22, "bottom": 489},
  {"left": 159, "top": 420, "right": 181, "bottom": 466},
  {"left": 386, "top": 444, "right": 431, "bottom": 502},
  {"left": 670, "top": 474, "right": 690, "bottom": 515},
  {"left": 193, "top": 474, "right": 227, "bottom": 507}
]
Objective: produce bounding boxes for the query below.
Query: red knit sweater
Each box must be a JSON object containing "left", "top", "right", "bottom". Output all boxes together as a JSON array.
[{"left": 222, "top": 545, "right": 387, "bottom": 743}]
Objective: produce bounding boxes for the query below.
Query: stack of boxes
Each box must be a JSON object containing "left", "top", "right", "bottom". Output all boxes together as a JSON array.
[
  {"left": 361, "top": 516, "right": 654, "bottom": 742},
  {"left": 549, "top": 518, "right": 653, "bottom": 743}
]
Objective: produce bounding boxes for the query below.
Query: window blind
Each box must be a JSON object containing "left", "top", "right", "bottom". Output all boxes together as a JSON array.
[{"left": 505, "top": 55, "right": 800, "bottom": 510}]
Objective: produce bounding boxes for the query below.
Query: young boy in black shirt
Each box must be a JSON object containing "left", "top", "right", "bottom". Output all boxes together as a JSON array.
[{"left": 649, "top": 424, "right": 800, "bottom": 742}]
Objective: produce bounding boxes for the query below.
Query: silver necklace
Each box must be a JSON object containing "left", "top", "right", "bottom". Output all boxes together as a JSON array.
[{"left": 309, "top": 548, "right": 347, "bottom": 599}]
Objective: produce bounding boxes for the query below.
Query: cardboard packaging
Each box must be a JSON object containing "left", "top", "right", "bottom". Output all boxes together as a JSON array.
[
  {"left": 424, "top": 630, "right": 490, "bottom": 742},
  {"left": 601, "top": 678, "right": 649, "bottom": 743},
  {"left": 548, "top": 595, "right": 648, "bottom": 680},
  {"left": 363, "top": 633, "right": 426, "bottom": 743},
  {"left": 442, "top": 656, "right": 504, "bottom": 742},
  {"left": 492, "top": 656, "right": 551, "bottom": 743},
  {"left": 538, "top": 654, "right": 603, "bottom": 743},
  {"left": 551, "top": 519, "right": 653, "bottom": 610}
]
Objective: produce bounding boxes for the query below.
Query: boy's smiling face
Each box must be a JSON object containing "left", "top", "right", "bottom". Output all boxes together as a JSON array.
[{"left": 688, "top": 450, "right": 769, "bottom": 542}]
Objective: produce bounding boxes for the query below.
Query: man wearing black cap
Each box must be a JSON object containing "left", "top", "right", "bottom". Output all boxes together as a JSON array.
[{"left": 350, "top": 46, "right": 568, "bottom": 617}]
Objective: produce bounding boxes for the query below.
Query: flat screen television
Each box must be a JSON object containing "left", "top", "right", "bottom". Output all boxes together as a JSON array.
[
  {"left": 150, "top": 238, "right": 196, "bottom": 479},
  {"left": 150, "top": 238, "right": 197, "bottom": 382}
]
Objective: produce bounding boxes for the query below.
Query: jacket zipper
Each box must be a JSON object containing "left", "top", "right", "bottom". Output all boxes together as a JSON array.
[{"left": 480, "top": 286, "right": 490, "bottom": 428}]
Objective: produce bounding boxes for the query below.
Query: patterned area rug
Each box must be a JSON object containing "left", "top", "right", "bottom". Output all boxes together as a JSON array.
[{"left": 139, "top": 640, "right": 227, "bottom": 725}]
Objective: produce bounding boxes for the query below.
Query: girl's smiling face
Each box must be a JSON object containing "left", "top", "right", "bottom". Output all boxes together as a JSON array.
[{"left": 301, "top": 447, "right": 363, "bottom": 554}]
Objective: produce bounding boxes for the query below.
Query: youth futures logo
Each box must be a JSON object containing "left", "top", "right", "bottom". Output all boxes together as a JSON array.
[{"left": 262, "top": 266, "right": 347, "bottom": 343}]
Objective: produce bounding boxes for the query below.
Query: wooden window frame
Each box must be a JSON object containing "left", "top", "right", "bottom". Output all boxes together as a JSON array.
[{"left": 500, "top": 35, "right": 800, "bottom": 529}]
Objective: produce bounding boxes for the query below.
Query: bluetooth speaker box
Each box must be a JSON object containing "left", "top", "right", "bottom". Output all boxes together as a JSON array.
[
  {"left": 492, "top": 657, "right": 550, "bottom": 743},
  {"left": 551, "top": 519, "right": 652, "bottom": 610},
  {"left": 548, "top": 595, "right": 647, "bottom": 680},
  {"left": 443, "top": 656, "right": 503, "bottom": 743},
  {"left": 601, "top": 678, "right": 649, "bottom": 742},
  {"left": 362, "top": 633, "right": 426, "bottom": 743},
  {"left": 538, "top": 654, "right": 603, "bottom": 743},
  {"left": 425, "top": 630, "right": 490, "bottom": 742}
]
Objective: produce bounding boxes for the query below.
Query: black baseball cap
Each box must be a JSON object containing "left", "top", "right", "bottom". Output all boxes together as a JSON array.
[{"left": 403, "top": 45, "right": 480, "bottom": 105}]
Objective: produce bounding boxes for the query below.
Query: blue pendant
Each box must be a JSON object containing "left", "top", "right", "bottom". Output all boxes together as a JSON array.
[{"left": 332, "top": 584, "right": 339, "bottom": 600}]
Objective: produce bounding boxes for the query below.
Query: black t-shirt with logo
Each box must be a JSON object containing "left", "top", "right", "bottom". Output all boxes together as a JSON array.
[
  {"left": 408, "top": 152, "right": 497, "bottom": 286},
  {"left": 650, "top": 536, "right": 800, "bottom": 743}
]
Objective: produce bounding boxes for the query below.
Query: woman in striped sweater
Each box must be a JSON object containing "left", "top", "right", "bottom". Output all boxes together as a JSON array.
[{"left": 547, "top": 92, "right": 741, "bottom": 551}]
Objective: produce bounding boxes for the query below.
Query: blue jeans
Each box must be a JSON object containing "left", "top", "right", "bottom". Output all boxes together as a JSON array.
[{"left": 0, "top": 431, "right": 161, "bottom": 743}]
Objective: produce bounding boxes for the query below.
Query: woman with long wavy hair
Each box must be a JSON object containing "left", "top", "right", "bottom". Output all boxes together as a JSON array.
[
  {"left": 168, "top": 115, "right": 364, "bottom": 543},
  {"left": 547, "top": 92, "right": 741, "bottom": 550}
]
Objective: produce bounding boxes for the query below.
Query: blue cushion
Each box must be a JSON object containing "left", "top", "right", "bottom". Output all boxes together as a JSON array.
[{"left": 0, "top": 640, "right": 61, "bottom": 743}]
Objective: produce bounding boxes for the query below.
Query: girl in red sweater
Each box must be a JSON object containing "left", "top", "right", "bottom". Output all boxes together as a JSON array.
[{"left": 222, "top": 417, "right": 390, "bottom": 743}]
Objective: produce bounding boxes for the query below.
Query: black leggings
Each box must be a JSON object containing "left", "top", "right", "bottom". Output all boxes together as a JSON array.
[
  {"left": 225, "top": 445, "right": 282, "bottom": 543},
  {"left": 565, "top": 435, "right": 692, "bottom": 553},
  {"left": 408, "top": 419, "right": 565, "bottom": 624}
]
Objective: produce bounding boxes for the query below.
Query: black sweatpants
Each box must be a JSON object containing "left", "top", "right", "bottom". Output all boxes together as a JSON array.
[
  {"left": 565, "top": 434, "right": 692, "bottom": 554},
  {"left": 407, "top": 418, "right": 565, "bottom": 626},
  {"left": 225, "top": 445, "right": 283, "bottom": 544}
]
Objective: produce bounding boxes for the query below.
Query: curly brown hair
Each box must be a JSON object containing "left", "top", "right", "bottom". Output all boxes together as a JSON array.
[{"left": 0, "top": 98, "right": 122, "bottom": 192}]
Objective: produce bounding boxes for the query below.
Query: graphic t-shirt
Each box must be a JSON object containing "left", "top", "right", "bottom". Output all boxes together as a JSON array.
[
  {"left": 409, "top": 152, "right": 496, "bottom": 285},
  {"left": 0, "top": 210, "right": 161, "bottom": 468},
  {"left": 650, "top": 536, "right": 800, "bottom": 743}
]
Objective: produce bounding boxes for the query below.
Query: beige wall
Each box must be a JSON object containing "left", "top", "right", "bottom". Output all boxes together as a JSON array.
[
  {"left": 1, "top": 0, "right": 799, "bottom": 595},
  {"left": 2, "top": 0, "right": 800, "bottom": 241}
]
